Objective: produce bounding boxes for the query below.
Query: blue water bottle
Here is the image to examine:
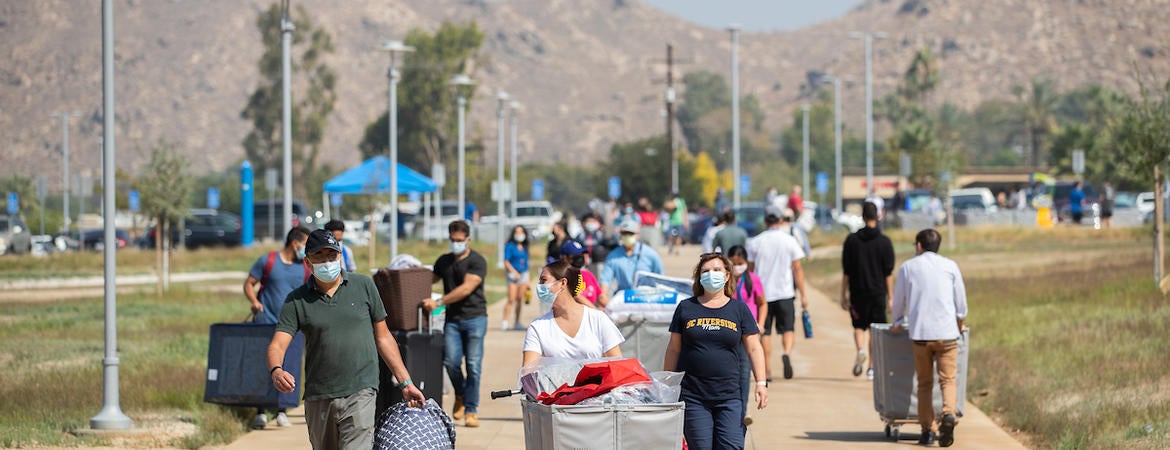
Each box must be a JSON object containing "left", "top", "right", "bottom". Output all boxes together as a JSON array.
[{"left": 801, "top": 310, "right": 813, "bottom": 338}]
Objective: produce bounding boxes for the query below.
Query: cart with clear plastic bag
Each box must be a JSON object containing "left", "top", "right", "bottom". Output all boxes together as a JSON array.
[
  {"left": 605, "top": 271, "right": 691, "bottom": 372},
  {"left": 491, "top": 357, "right": 686, "bottom": 450},
  {"left": 870, "top": 323, "right": 970, "bottom": 441}
]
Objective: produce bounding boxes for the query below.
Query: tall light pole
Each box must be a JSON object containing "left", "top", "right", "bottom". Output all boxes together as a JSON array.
[
  {"left": 495, "top": 91, "right": 509, "bottom": 269},
  {"left": 50, "top": 111, "right": 81, "bottom": 233},
  {"left": 849, "top": 31, "right": 886, "bottom": 197},
  {"left": 832, "top": 77, "right": 844, "bottom": 212},
  {"left": 509, "top": 100, "right": 520, "bottom": 219},
  {"left": 280, "top": 2, "right": 295, "bottom": 236},
  {"left": 448, "top": 75, "right": 475, "bottom": 224},
  {"left": 381, "top": 40, "right": 414, "bottom": 259},
  {"left": 801, "top": 103, "right": 811, "bottom": 199},
  {"left": 728, "top": 24, "right": 742, "bottom": 209},
  {"left": 90, "top": 0, "right": 131, "bottom": 430}
]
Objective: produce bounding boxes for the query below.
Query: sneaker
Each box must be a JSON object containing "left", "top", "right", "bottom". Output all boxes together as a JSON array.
[
  {"left": 918, "top": 430, "right": 936, "bottom": 445},
  {"left": 852, "top": 350, "right": 867, "bottom": 377},
  {"left": 452, "top": 396, "right": 465, "bottom": 420},
  {"left": 501, "top": 321, "right": 509, "bottom": 331},
  {"left": 251, "top": 413, "right": 267, "bottom": 430},
  {"left": 464, "top": 412, "right": 480, "bottom": 428},
  {"left": 866, "top": 368, "right": 875, "bottom": 380},
  {"left": 938, "top": 413, "right": 957, "bottom": 447},
  {"left": 782, "top": 354, "right": 794, "bottom": 380},
  {"left": 274, "top": 412, "right": 291, "bottom": 427}
]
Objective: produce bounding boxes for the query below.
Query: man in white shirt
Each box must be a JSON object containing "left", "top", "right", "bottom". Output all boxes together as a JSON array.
[
  {"left": 890, "top": 228, "right": 968, "bottom": 447},
  {"left": 746, "top": 206, "right": 807, "bottom": 380}
]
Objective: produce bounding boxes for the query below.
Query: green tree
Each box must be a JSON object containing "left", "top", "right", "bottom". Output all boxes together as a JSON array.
[
  {"left": 359, "top": 21, "right": 485, "bottom": 172},
  {"left": 241, "top": 2, "right": 338, "bottom": 205},
  {"left": 1013, "top": 78, "right": 1060, "bottom": 168},
  {"left": 677, "top": 71, "right": 730, "bottom": 155},
  {"left": 605, "top": 135, "right": 672, "bottom": 203},
  {"left": 1115, "top": 72, "right": 1170, "bottom": 284},
  {"left": 136, "top": 142, "right": 193, "bottom": 294}
]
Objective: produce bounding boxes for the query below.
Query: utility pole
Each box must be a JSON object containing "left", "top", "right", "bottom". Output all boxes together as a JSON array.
[
  {"left": 728, "top": 25, "right": 742, "bottom": 209},
  {"left": 801, "top": 104, "right": 811, "bottom": 199},
  {"left": 51, "top": 111, "right": 81, "bottom": 233},
  {"left": 850, "top": 31, "right": 886, "bottom": 197},
  {"left": 652, "top": 43, "right": 688, "bottom": 195},
  {"left": 280, "top": 1, "right": 294, "bottom": 236}
]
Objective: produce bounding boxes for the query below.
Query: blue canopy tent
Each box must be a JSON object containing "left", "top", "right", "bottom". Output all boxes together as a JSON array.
[{"left": 323, "top": 155, "right": 437, "bottom": 195}]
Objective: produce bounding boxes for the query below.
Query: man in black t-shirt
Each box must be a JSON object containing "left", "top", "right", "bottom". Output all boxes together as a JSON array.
[
  {"left": 840, "top": 202, "right": 895, "bottom": 380},
  {"left": 422, "top": 220, "right": 487, "bottom": 428}
]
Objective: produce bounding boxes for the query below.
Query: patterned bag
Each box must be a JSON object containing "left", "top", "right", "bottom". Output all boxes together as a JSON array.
[{"left": 373, "top": 398, "right": 455, "bottom": 450}]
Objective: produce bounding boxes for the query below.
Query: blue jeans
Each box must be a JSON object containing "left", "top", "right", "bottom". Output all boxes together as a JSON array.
[
  {"left": 444, "top": 315, "right": 487, "bottom": 414},
  {"left": 682, "top": 391, "right": 745, "bottom": 450}
]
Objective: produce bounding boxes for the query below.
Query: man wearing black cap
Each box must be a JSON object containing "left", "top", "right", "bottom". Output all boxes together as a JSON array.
[{"left": 268, "top": 229, "right": 424, "bottom": 449}]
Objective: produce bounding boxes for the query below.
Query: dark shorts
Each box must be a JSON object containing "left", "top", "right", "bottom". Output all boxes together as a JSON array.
[
  {"left": 849, "top": 295, "right": 888, "bottom": 330},
  {"left": 1071, "top": 211, "right": 1083, "bottom": 223},
  {"left": 762, "top": 298, "right": 795, "bottom": 335},
  {"left": 1102, "top": 209, "right": 1113, "bottom": 218}
]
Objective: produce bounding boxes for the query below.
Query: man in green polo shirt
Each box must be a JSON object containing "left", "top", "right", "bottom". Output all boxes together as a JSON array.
[{"left": 268, "top": 229, "right": 424, "bottom": 449}]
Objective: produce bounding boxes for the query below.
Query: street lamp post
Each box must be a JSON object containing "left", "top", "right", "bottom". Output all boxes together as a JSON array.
[
  {"left": 280, "top": 5, "right": 295, "bottom": 237},
  {"left": 728, "top": 24, "right": 742, "bottom": 210},
  {"left": 381, "top": 40, "right": 414, "bottom": 259},
  {"left": 509, "top": 100, "right": 520, "bottom": 218},
  {"left": 50, "top": 111, "right": 81, "bottom": 233},
  {"left": 849, "top": 31, "right": 886, "bottom": 197},
  {"left": 801, "top": 103, "right": 811, "bottom": 200},
  {"left": 832, "top": 77, "right": 843, "bottom": 212},
  {"left": 495, "top": 91, "right": 509, "bottom": 269},
  {"left": 448, "top": 75, "right": 475, "bottom": 226}
]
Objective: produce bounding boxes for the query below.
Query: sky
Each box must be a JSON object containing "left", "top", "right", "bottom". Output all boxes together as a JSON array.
[{"left": 642, "top": 0, "right": 863, "bottom": 32}]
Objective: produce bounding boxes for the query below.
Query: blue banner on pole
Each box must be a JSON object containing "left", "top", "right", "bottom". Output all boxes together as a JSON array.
[
  {"left": 532, "top": 179, "right": 545, "bottom": 201},
  {"left": 128, "top": 190, "right": 140, "bottom": 212},
  {"left": 207, "top": 187, "right": 220, "bottom": 210},
  {"left": 6, "top": 192, "right": 17, "bottom": 214},
  {"left": 608, "top": 177, "right": 621, "bottom": 200},
  {"left": 816, "top": 172, "right": 829, "bottom": 194},
  {"left": 739, "top": 175, "right": 751, "bottom": 196},
  {"left": 330, "top": 193, "right": 343, "bottom": 207}
]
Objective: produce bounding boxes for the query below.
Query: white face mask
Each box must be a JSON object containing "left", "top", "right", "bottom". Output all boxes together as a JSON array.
[
  {"left": 513, "top": 233, "right": 526, "bottom": 242},
  {"left": 621, "top": 235, "right": 637, "bottom": 248},
  {"left": 585, "top": 222, "right": 600, "bottom": 233},
  {"left": 733, "top": 264, "right": 747, "bottom": 275}
]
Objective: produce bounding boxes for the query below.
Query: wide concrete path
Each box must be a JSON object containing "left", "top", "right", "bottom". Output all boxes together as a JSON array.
[{"left": 222, "top": 245, "right": 1026, "bottom": 450}]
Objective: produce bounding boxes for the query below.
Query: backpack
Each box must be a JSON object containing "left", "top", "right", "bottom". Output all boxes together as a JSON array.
[{"left": 259, "top": 251, "right": 311, "bottom": 297}]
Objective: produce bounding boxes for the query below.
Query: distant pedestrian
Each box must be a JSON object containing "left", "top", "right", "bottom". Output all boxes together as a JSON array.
[
  {"left": 664, "top": 252, "right": 768, "bottom": 450},
  {"left": 502, "top": 225, "right": 531, "bottom": 331},
  {"left": 268, "top": 229, "right": 425, "bottom": 449},
  {"left": 712, "top": 211, "right": 746, "bottom": 254},
  {"left": 243, "top": 225, "right": 310, "bottom": 429},
  {"left": 599, "top": 220, "right": 663, "bottom": 295},
  {"left": 891, "top": 229, "right": 967, "bottom": 447},
  {"left": 866, "top": 191, "right": 885, "bottom": 225},
  {"left": 323, "top": 220, "right": 356, "bottom": 273},
  {"left": 666, "top": 191, "right": 689, "bottom": 255},
  {"left": 1100, "top": 181, "right": 1115, "bottom": 229},
  {"left": 746, "top": 206, "right": 807, "bottom": 380},
  {"left": 701, "top": 213, "right": 725, "bottom": 254},
  {"left": 777, "top": 208, "right": 811, "bottom": 258},
  {"left": 546, "top": 219, "right": 570, "bottom": 263},
  {"left": 1069, "top": 181, "right": 1085, "bottom": 224},
  {"left": 577, "top": 213, "right": 614, "bottom": 277},
  {"left": 714, "top": 187, "right": 730, "bottom": 215},
  {"left": 840, "top": 202, "right": 895, "bottom": 380},
  {"left": 422, "top": 220, "right": 488, "bottom": 428},
  {"left": 786, "top": 185, "right": 804, "bottom": 217},
  {"left": 1015, "top": 185, "right": 1028, "bottom": 211}
]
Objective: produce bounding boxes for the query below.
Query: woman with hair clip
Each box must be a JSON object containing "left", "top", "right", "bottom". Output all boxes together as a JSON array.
[
  {"left": 664, "top": 252, "right": 768, "bottom": 450},
  {"left": 521, "top": 260, "right": 625, "bottom": 366}
]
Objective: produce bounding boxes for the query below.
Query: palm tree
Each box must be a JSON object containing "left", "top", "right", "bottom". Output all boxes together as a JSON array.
[{"left": 1013, "top": 79, "right": 1059, "bottom": 168}]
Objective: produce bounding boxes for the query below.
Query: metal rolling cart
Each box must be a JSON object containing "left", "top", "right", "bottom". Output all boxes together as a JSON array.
[{"left": 870, "top": 323, "right": 970, "bottom": 440}]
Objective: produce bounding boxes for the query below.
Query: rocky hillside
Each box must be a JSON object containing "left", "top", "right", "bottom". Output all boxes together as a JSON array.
[{"left": 2, "top": 0, "right": 1167, "bottom": 185}]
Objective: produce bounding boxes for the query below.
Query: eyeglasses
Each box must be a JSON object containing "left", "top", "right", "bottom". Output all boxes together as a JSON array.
[{"left": 700, "top": 252, "right": 725, "bottom": 259}]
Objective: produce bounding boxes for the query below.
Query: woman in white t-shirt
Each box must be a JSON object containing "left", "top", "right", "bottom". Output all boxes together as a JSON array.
[{"left": 522, "top": 260, "right": 625, "bottom": 366}]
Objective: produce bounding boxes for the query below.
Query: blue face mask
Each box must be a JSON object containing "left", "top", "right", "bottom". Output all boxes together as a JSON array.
[
  {"left": 313, "top": 259, "right": 342, "bottom": 282},
  {"left": 450, "top": 240, "right": 467, "bottom": 255},
  {"left": 700, "top": 270, "right": 727, "bottom": 293},
  {"left": 535, "top": 282, "right": 560, "bottom": 306},
  {"left": 295, "top": 245, "right": 306, "bottom": 260}
]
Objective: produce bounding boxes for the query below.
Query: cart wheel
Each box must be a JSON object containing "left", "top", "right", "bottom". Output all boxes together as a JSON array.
[
  {"left": 884, "top": 424, "right": 891, "bottom": 438},
  {"left": 891, "top": 426, "right": 901, "bottom": 441}
]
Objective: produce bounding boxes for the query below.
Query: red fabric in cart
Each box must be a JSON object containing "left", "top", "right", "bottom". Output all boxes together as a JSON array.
[{"left": 535, "top": 358, "right": 651, "bottom": 405}]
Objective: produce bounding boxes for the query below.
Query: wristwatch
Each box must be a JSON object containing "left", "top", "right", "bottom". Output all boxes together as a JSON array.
[{"left": 755, "top": 380, "right": 768, "bottom": 387}]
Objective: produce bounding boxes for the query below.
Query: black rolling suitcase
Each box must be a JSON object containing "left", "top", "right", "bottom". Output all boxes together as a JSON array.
[{"left": 377, "top": 308, "right": 445, "bottom": 416}]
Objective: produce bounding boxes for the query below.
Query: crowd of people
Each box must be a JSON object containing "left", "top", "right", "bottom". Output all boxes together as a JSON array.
[{"left": 249, "top": 184, "right": 969, "bottom": 449}]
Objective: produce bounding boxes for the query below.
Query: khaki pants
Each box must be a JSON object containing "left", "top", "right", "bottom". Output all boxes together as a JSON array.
[
  {"left": 305, "top": 388, "right": 376, "bottom": 450},
  {"left": 912, "top": 339, "right": 959, "bottom": 432}
]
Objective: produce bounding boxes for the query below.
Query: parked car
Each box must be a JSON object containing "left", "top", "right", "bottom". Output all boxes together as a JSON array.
[
  {"left": 1136, "top": 191, "right": 1155, "bottom": 217},
  {"left": 252, "top": 199, "right": 311, "bottom": 242},
  {"left": 1051, "top": 181, "right": 1099, "bottom": 223},
  {"left": 948, "top": 188, "right": 998, "bottom": 212},
  {"left": 408, "top": 201, "right": 462, "bottom": 240},
  {"left": 142, "top": 209, "right": 242, "bottom": 249},
  {"left": 73, "top": 228, "right": 130, "bottom": 251},
  {"left": 0, "top": 214, "right": 32, "bottom": 255},
  {"left": 509, "top": 201, "right": 560, "bottom": 239}
]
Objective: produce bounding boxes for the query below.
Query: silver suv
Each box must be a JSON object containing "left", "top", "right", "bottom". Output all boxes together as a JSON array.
[{"left": 0, "top": 214, "right": 32, "bottom": 255}]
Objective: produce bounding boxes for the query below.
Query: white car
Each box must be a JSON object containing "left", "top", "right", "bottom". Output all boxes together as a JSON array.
[{"left": 1136, "top": 192, "right": 1155, "bottom": 216}]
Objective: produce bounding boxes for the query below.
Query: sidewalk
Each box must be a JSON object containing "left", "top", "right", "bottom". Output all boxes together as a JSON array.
[{"left": 222, "top": 244, "right": 1025, "bottom": 450}]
